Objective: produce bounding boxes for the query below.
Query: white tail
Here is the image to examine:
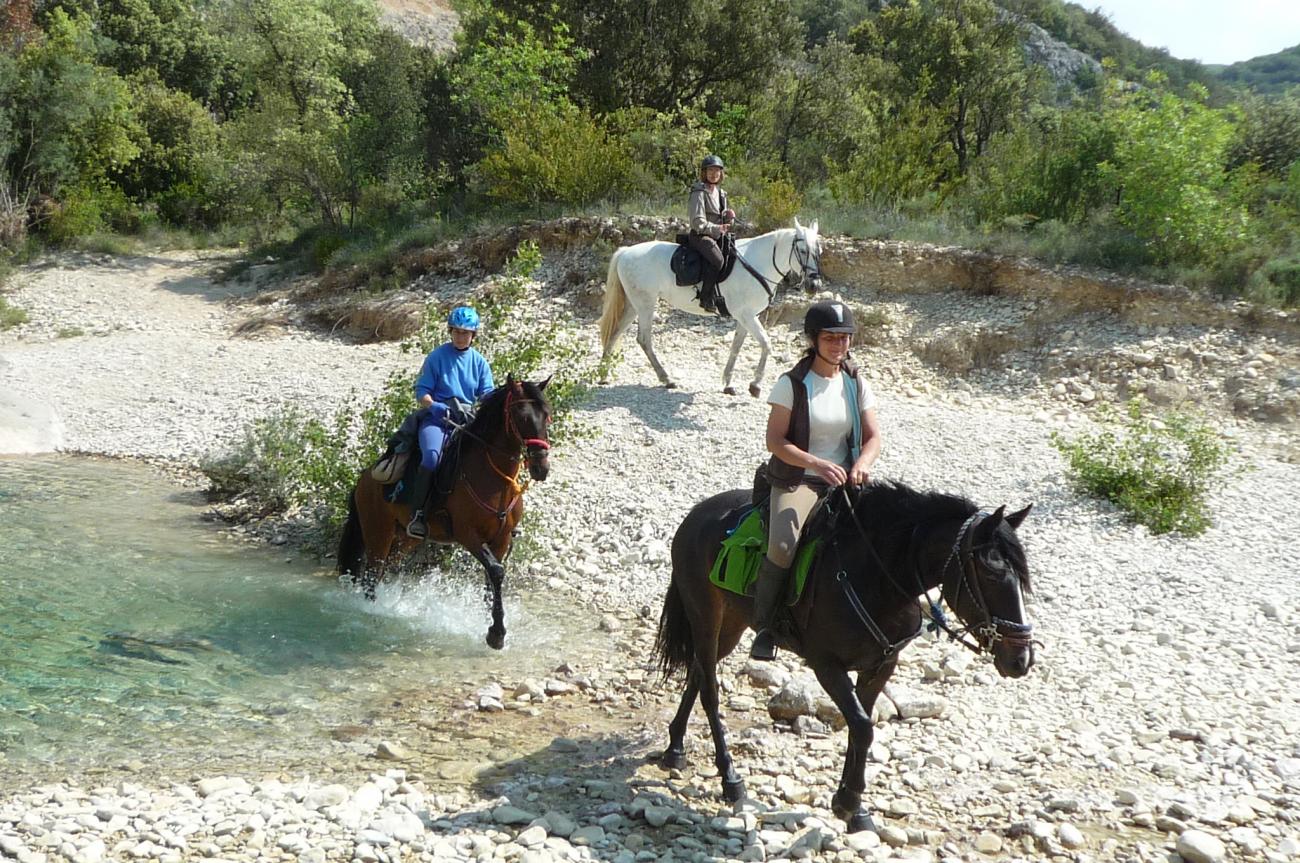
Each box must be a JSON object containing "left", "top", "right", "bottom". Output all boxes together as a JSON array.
[{"left": 598, "top": 248, "right": 628, "bottom": 354}]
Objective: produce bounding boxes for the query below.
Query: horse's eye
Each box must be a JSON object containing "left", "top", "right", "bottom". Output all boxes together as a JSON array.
[{"left": 983, "top": 548, "right": 1007, "bottom": 571}]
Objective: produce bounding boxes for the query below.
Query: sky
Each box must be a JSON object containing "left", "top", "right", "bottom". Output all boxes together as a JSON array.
[{"left": 1087, "top": 0, "right": 1300, "bottom": 65}]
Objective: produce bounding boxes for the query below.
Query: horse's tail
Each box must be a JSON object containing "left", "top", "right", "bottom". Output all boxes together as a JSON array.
[
  {"left": 337, "top": 488, "right": 365, "bottom": 577},
  {"left": 654, "top": 578, "right": 695, "bottom": 681},
  {"left": 598, "top": 248, "right": 628, "bottom": 355}
]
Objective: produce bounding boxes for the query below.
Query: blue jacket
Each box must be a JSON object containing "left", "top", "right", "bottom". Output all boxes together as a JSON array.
[{"left": 414, "top": 343, "right": 494, "bottom": 406}]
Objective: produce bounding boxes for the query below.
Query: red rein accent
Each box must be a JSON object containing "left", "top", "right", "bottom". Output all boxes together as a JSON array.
[{"left": 505, "top": 385, "right": 551, "bottom": 452}]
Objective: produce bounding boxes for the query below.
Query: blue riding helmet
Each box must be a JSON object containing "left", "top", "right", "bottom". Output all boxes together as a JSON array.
[{"left": 448, "top": 306, "right": 481, "bottom": 331}]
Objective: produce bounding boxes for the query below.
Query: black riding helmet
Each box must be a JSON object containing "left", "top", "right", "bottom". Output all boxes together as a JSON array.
[
  {"left": 803, "top": 301, "right": 856, "bottom": 337},
  {"left": 700, "top": 154, "right": 725, "bottom": 174}
]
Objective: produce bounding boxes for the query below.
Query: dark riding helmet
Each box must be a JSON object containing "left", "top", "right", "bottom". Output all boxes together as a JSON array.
[
  {"left": 700, "top": 154, "right": 725, "bottom": 174},
  {"left": 803, "top": 301, "right": 856, "bottom": 337}
]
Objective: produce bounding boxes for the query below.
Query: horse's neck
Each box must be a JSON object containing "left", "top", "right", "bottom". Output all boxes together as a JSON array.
[
  {"left": 912, "top": 519, "right": 966, "bottom": 595},
  {"left": 741, "top": 231, "right": 788, "bottom": 277}
]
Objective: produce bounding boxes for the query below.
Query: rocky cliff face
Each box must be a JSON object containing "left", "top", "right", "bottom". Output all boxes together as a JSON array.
[{"left": 1016, "top": 17, "right": 1103, "bottom": 89}]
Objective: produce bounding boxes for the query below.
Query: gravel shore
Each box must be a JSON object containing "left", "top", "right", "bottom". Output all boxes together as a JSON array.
[{"left": 1, "top": 248, "right": 1297, "bottom": 863}]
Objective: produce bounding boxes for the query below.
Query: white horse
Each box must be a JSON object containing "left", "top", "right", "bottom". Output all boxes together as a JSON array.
[{"left": 598, "top": 219, "right": 823, "bottom": 396}]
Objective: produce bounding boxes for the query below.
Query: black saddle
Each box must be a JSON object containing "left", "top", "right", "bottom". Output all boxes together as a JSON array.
[
  {"left": 670, "top": 233, "right": 738, "bottom": 288},
  {"left": 379, "top": 410, "right": 465, "bottom": 508}
]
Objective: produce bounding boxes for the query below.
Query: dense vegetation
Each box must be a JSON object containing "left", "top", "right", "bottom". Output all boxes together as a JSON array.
[
  {"left": 1217, "top": 45, "right": 1300, "bottom": 96},
  {"left": 3, "top": 0, "right": 1300, "bottom": 305}
]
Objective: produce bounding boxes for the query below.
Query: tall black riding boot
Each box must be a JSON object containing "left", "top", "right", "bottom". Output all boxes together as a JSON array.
[
  {"left": 699, "top": 275, "right": 718, "bottom": 313},
  {"left": 406, "top": 466, "right": 436, "bottom": 540},
  {"left": 750, "top": 557, "right": 791, "bottom": 661}
]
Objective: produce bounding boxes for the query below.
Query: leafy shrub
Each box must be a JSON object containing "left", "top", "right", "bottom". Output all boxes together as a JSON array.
[
  {"left": 474, "top": 99, "right": 637, "bottom": 206},
  {"left": 731, "top": 169, "right": 802, "bottom": 233},
  {"left": 0, "top": 296, "right": 28, "bottom": 329},
  {"left": 1051, "top": 400, "right": 1231, "bottom": 536}
]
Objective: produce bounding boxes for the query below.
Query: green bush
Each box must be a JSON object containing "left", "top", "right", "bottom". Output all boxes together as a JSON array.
[
  {"left": 0, "top": 296, "right": 28, "bottom": 330},
  {"left": 1051, "top": 400, "right": 1232, "bottom": 536}
]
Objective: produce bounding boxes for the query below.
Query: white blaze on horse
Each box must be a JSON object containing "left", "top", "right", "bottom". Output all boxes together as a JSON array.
[{"left": 598, "top": 219, "right": 824, "bottom": 396}]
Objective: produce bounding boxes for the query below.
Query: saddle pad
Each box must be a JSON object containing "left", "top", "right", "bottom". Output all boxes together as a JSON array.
[{"left": 708, "top": 508, "right": 819, "bottom": 601}]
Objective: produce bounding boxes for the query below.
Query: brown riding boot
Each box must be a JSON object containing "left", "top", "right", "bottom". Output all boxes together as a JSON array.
[{"left": 750, "top": 557, "right": 790, "bottom": 661}]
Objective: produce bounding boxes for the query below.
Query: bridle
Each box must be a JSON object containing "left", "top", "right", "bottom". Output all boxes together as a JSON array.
[
  {"left": 732, "top": 228, "right": 823, "bottom": 301},
  {"left": 832, "top": 490, "right": 1033, "bottom": 661},
  {"left": 931, "top": 511, "right": 1035, "bottom": 655},
  {"left": 449, "top": 384, "right": 551, "bottom": 530},
  {"left": 773, "top": 228, "right": 822, "bottom": 290}
]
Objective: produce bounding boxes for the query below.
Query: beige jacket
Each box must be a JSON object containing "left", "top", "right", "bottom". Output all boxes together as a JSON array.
[{"left": 688, "top": 181, "right": 729, "bottom": 239}]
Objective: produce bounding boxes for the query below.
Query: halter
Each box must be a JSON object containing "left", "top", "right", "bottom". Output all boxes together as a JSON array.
[{"left": 833, "top": 490, "right": 1033, "bottom": 660}]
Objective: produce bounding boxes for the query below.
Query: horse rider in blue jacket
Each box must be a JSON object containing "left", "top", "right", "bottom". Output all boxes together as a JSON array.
[
  {"left": 687, "top": 155, "right": 736, "bottom": 314},
  {"left": 407, "top": 306, "right": 495, "bottom": 539}
]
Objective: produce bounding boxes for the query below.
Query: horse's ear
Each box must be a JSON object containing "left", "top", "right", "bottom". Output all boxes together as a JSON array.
[
  {"left": 538, "top": 374, "right": 552, "bottom": 392},
  {"left": 506, "top": 372, "right": 516, "bottom": 386},
  {"left": 979, "top": 505, "right": 1006, "bottom": 538},
  {"left": 794, "top": 216, "right": 802, "bottom": 231},
  {"left": 1006, "top": 503, "right": 1032, "bottom": 531}
]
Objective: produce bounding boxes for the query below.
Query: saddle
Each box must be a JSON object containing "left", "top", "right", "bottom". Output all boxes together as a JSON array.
[
  {"left": 670, "top": 233, "right": 738, "bottom": 288},
  {"left": 371, "top": 408, "right": 466, "bottom": 509}
]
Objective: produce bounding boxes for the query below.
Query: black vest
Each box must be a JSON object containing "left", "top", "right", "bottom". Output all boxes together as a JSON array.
[{"left": 766, "top": 355, "right": 861, "bottom": 489}]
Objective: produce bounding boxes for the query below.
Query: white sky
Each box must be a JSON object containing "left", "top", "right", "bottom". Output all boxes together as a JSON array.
[{"left": 1087, "top": 0, "right": 1300, "bottom": 65}]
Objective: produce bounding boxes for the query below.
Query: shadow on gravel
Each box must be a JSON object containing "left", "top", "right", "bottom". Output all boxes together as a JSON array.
[
  {"left": 461, "top": 732, "right": 718, "bottom": 859},
  {"left": 590, "top": 385, "right": 707, "bottom": 433}
]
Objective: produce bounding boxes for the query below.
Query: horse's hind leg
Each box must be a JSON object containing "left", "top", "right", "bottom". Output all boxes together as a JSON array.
[
  {"left": 695, "top": 656, "right": 745, "bottom": 803},
  {"left": 722, "top": 326, "right": 746, "bottom": 395},
  {"left": 601, "top": 306, "right": 638, "bottom": 378},
  {"left": 635, "top": 313, "right": 676, "bottom": 389},
  {"left": 663, "top": 674, "right": 699, "bottom": 770},
  {"left": 472, "top": 543, "right": 507, "bottom": 650}
]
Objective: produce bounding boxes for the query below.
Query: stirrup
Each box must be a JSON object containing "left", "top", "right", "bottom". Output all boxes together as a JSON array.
[
  {"left": 406, "top": 511, "right": 427, "bottom": 540},
  {"left": 750, "top": 629, "right": 778, "bottom": 662}
]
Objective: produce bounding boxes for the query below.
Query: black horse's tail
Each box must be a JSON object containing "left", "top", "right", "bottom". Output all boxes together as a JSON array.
[
  {"left": 654, "top": 579, "right": 694, "bottom": 680},
  {"left": 337, "top": 489, "right": 365, "bottom": 577}
]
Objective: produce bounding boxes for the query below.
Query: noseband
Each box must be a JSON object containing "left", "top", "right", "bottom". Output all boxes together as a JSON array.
[{"left": 774, "top": 231, "right": 821, "bottom": 288}]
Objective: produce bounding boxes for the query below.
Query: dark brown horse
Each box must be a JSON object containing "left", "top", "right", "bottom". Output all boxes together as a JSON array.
[
  {"left": 337, "top": 376, "right": 552, "bottom": 649},
  {"left": 655, "top": 481, "right": 1034, "bottom": 831}
]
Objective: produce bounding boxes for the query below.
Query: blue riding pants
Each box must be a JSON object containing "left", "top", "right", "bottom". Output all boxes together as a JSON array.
[{"left": 417, "top": 402, "right": 451, "bottom": 470}]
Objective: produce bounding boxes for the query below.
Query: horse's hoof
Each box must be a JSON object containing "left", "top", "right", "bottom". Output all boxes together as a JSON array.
[
  {"left": 664, "top": 381, "right": 677, "bottom": 390},
  {"left": 845, "top": 811, "right": 878, "bottom": 834},
  {"left": 723, "top": 386, "right": 737, "bottom": 396},
  {"left": 721, "top": 777, "right": 746, "bottom": 803},
  {"left": 661, "top": 749, "right": 687, "bottom": 771},
  {"left": 748, "top": 383, "right": 761, "bottom": 398},
  {"left": 486, "top": 628, "right": 506, "bottom": 650}
]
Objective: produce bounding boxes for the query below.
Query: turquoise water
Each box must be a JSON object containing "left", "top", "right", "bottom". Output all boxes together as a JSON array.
[{"left": 0, "top": 456, "right": 592, "bottom": 779}]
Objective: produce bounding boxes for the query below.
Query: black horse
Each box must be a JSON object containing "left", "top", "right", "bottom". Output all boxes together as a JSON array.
[{"left": 654, "top": 481, "right": 1035, "bottom": 832}]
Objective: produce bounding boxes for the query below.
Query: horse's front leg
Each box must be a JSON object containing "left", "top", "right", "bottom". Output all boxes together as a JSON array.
[
  {"left": 472, "top": 543, "right": 507, "bottom": 650},
  {"left": 744, "top": 315, "right": 773, "bottom": 399},
  {"left": 813, "top": 661, "right": 888, "bottom": 833},
  {"left": 722, "top": 325, "right": 746, "bottom": 395}
]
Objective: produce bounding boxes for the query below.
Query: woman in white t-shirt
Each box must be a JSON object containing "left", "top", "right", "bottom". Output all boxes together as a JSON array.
[{"left": 750, "top": 301, "right": 882, "bottom": 661}]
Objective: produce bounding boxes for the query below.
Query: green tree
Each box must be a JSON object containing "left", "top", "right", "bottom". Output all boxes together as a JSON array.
[
  {"left": 0, "top": 9, "right": 138, "bottom": 238},
  {"left": 853, "top": 0, "right": 1038, "bottom": 176},
  {"left": 1227, "top": 92, "right": 1300, "bottom": 177},
  {"left": 1101, "top": 76, "right": 1247, "bottom": 264},
  {"left": 468, "top": 0, "right": 802, "bottom": 114},
  {"left": 219, "top": 0, "right": 380, "bottom": 230}
]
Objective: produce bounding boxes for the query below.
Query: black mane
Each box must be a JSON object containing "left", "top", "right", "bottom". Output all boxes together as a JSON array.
[
  {"left": 461, "top": 379, "right": 550, "bottom": 445},
  {"left": 850, "top": 480, "right": 1031, "bottom": 590}
]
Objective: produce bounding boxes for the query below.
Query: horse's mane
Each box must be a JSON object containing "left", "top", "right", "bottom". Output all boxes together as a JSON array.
[
  {"left": 850, "top": 481, "right": 1030, "bottom": 590},
  {"left": 461, "top": 380, "right": 550, "bottom": 445}
]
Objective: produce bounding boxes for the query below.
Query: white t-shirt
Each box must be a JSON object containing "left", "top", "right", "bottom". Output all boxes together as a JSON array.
[{"left": 769, "top": 369, "right": 877, "bottom": 475}]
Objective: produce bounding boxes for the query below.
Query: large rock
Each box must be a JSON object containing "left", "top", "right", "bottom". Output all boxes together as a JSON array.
[
  {"left": 768, "top": 677, "right": 841, "bottom": 727},
  {"left": 0, "top": 389, "right": 64, "bottom": 454}
]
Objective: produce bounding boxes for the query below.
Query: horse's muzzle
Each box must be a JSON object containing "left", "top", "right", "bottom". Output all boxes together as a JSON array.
[
  {"left": 993, "top": 642, "right": 1034, "bottom": 678},
  {"left": 527, "top": 450, "right": 550, "bottom": 481},
  {"left": 805, "top": 275, "right": 823, "bottom": 295}
]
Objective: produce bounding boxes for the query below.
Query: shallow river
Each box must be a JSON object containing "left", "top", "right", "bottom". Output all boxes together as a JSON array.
[{"left": 0, "top": 456, "right": 602, "bottom": 783}]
